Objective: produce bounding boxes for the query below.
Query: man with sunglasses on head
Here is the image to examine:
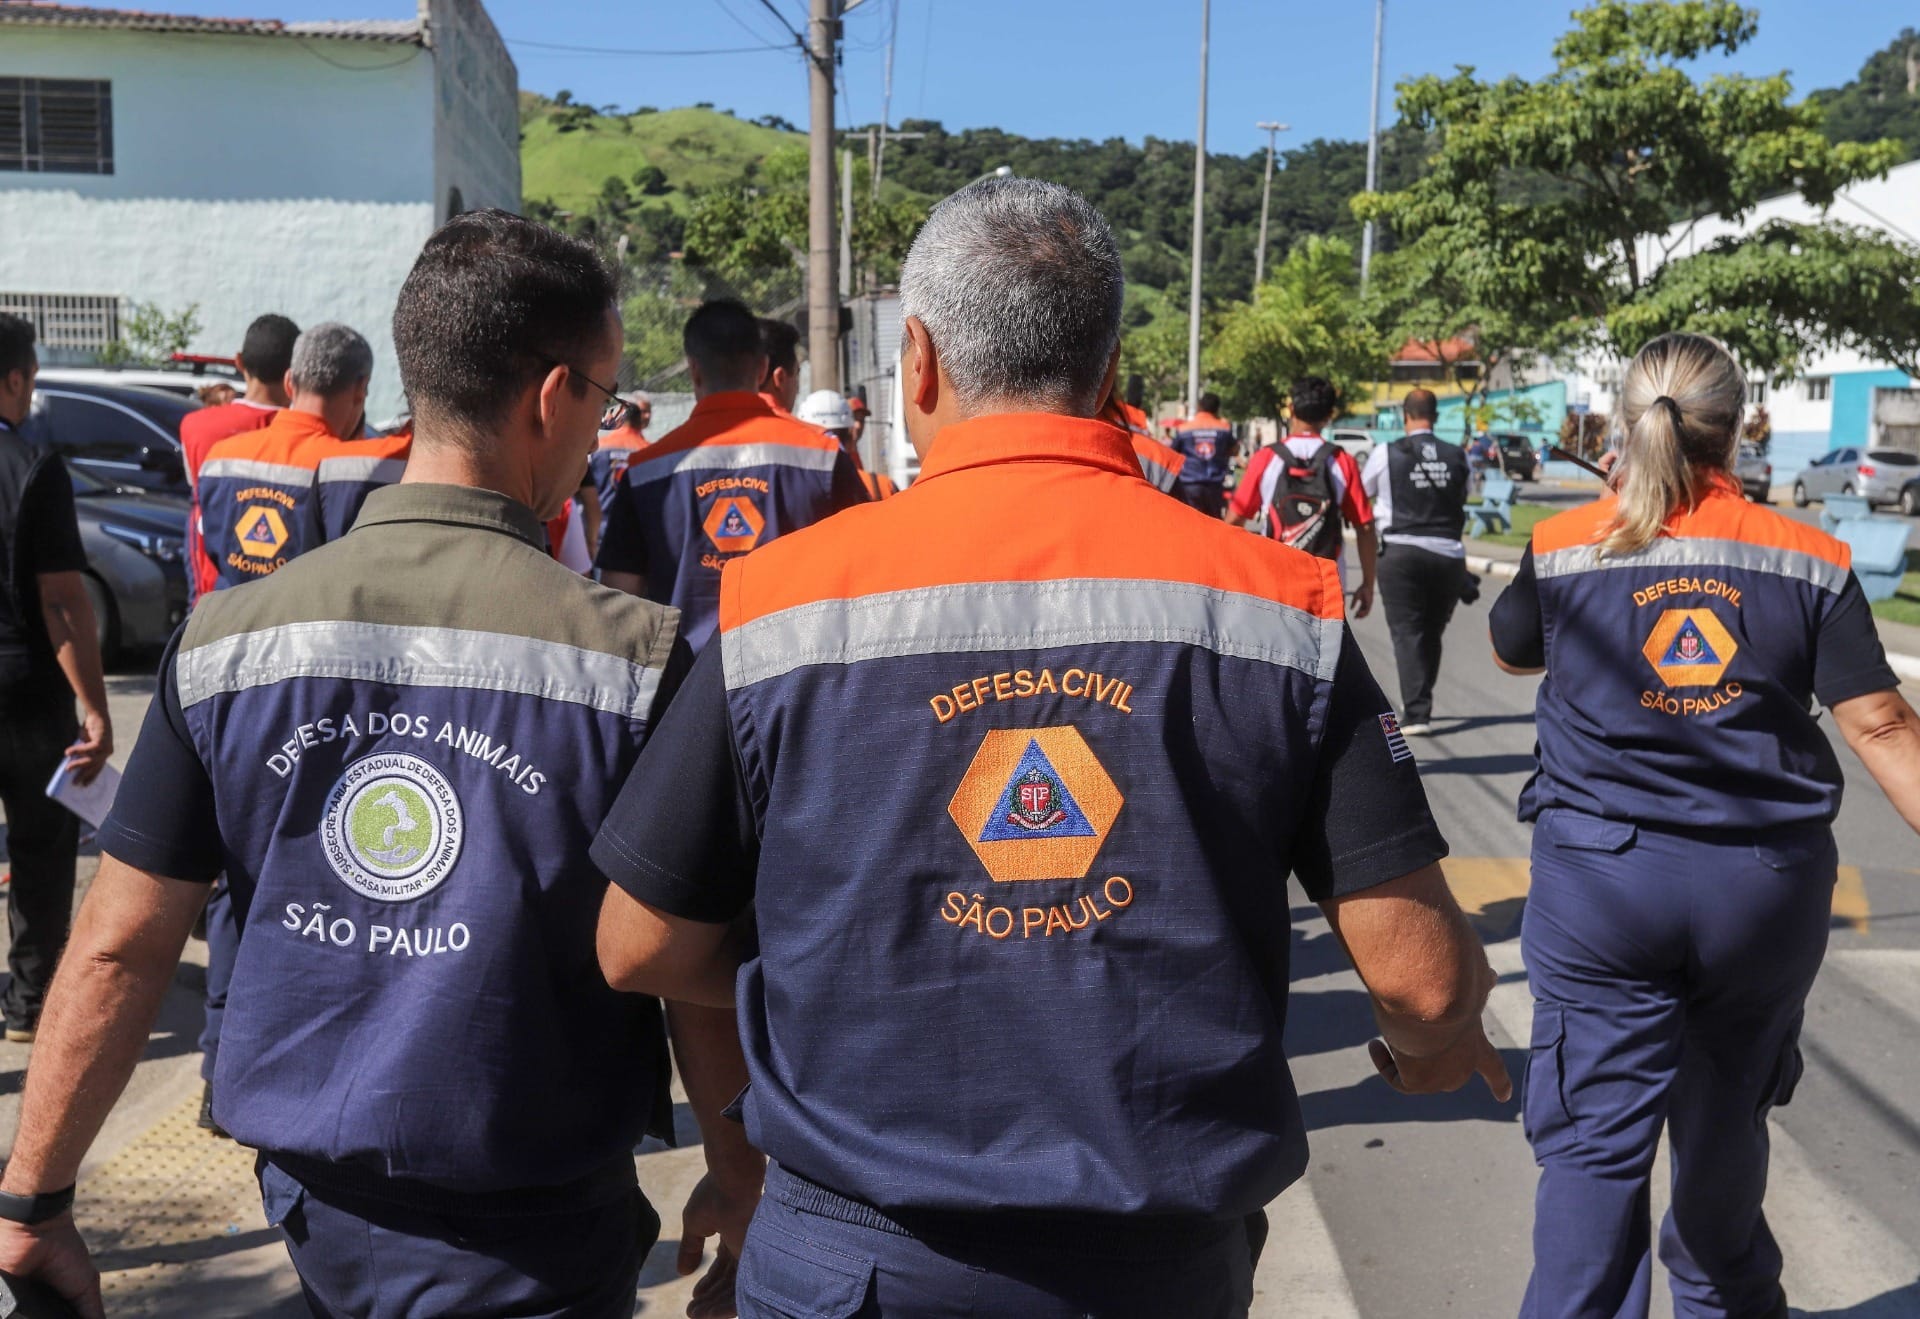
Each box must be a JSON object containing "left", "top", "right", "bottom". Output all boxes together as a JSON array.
[
  {"left": 0, "top": 210, "right": 757, "bottom": 1318},
  {"left": 598, "top": 299, "right": 869, "bottom": 653}
]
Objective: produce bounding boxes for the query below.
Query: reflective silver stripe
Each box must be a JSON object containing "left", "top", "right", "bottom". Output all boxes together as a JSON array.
[
  {"left": 317, "top": 456, "right": 406, "bottom": 485},
  {"left": 177, "top": 621, "right": 664, "bottom": 720},
  {"left": 1534, "top": 536, "right": 1848, "bottom": 594},
  {"left": 723, "top": 577, "right": 1343, "bottom": 689},
  {"left": 200, "top": 458, "right": 316, "bottom": 487},
  {"left": 1138, "top": 456, "right": 1180, "bottom": 494},
  {"left": 625, "top": 442, "right": 839, "bottom": 487}
]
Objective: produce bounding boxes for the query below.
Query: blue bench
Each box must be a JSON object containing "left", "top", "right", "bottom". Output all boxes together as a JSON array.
[
  {"left": 1819, "top": 493, "right": 1872, "bottom": 534},
  {"left": 1467, "top": 474, "right": 1515, "bottom": 537},
  {"left": 1835, "top": 517, "right": 1912, "bottom": 603}
]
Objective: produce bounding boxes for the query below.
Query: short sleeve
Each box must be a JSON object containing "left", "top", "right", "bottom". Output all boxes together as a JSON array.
[
  {"left": 1291, "top": 629, "right": 1450, "bottom": 901},
  {"left": 1813, "top": 571, "right": 1899, "bottom": 707},
  {"left": 17, "top": 459, "right": 86, "bottom": 578},
  {"left": 1489, "top": 547, "right": 1545, "bottom": 670},
  {"left": 1227, "top": 448, "right": 1269, "bottom": 519},
  {"left": 594, "top": 469, "right": 650, "bottom": 578},
  {"left": 95, "top": 629, "right": 222, "bottom": 882},
  {"left": 591, "top": 643, "right": 759, "bottom": 923},
  {"left": 1359, "top": 443, "right": 1388, "bottom": 501},
  {"left": 1335, "top": 450, "right": 1373, "bottom": 527}
]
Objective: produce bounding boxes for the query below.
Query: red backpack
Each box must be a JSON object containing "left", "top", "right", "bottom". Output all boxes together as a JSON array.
[{"left": 1257, "top": 439, "right": 1344, "bottom": 560}]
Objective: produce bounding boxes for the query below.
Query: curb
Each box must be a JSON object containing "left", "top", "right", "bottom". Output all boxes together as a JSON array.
[
  {"left": 1890, "top": 651, "right": 1920, "bottom": 686},
  {"left": 1466, "top": 554, "right": 1520, "bottom": 581}
]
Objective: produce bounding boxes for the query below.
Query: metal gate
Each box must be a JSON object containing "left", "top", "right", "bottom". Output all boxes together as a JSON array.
[{"left": 1872, "top": 386, "right": 1920, "bottom": 455}]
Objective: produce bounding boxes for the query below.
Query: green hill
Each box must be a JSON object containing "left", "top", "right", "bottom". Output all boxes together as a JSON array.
[{"left": 520, "top": 100, "right": 799, "bottom": 216}]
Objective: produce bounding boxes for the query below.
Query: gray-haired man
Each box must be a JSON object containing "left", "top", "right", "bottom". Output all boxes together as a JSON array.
[
  {"left": 591, "top": 176, "right": 1507, "bottom": 1316},
  {"left": 197, "top": 322, "right": 376, "bottom": 590}
]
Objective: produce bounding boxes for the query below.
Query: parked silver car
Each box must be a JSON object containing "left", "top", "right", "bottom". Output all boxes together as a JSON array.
[
  {"left": 1734, "top": 444, "right": 1771, "bottom": 502},
  {"left": 1791, "top": 446, "right": 1920, "bottom": 508}
]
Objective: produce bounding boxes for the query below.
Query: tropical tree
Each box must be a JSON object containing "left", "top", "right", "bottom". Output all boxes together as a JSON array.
[
  {"left": 1355, "top": 0, "right": 1919, "bottom": 382},
  {"left": 1205, "top": 237, "right": 1385, "bottom": 421}
]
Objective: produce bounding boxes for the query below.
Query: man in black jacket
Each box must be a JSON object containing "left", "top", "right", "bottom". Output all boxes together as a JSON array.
[{"left": 1360, "top": 389, "right": 1470, "bottom": 735}]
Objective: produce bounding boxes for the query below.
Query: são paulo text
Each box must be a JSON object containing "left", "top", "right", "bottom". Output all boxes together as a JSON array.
[
  {"left": 282, "top": 901, "right": 472, "bottom": 956},
  {"left": 266, "top": 712, "right": 546, "bottom": 795}
]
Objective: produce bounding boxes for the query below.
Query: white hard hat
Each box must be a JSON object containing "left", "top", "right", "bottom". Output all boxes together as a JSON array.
[{"left": 796, "top": 388, "right": 854, "bottom": 431}]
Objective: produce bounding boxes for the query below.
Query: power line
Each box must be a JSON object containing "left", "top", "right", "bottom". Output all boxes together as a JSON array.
[
  {"left": 747, "top": 0, "right": 806, "bottom": 46},
  {"left": 506, "top": 37, "right": 792, "bottom": 57}
]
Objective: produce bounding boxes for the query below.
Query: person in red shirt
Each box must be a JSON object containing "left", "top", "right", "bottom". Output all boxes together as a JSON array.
[
  {"left": 1228, "top": 376, "right": 1377, "bottom": 618},
  {"left": 179, "top": 314, "right": 299, "bottom": 604}
]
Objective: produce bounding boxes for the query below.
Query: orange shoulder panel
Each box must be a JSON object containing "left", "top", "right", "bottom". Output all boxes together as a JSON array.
[
  {"left": 1530, "top": 496, "right": 1617, "bottom": 555},
  {"left": 719, "top": 464, "right": 1344, "bottom": 633},
  {"left": 1672, "top": 490, "right": 1852, "bottom": 568}
]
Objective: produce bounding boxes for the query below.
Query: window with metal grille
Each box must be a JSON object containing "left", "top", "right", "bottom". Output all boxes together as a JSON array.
[
  {"left": 0, "top": 78, "right": 114, "bottom": 174},
  {"left": 0, "top": 293, "right": 122, "bottom": 352}
]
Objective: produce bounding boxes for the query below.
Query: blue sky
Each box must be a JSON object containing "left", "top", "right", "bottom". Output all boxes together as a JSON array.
[{"left": 146, "top": 1, "right": 1914, "bottom": 151}]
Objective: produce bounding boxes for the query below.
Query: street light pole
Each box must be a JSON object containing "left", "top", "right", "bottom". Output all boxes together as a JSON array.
[
  {"left": 1360, "top": 0, "right": 1386, "bottom": 290},
  {"left": 807, "top": 0, "right": 841, "bottom": 389},
  {"left": 1186, "top": 0, "right": 1210, "bottom": 418},
  {"left": 1253, "top": 120, "right": 1288, "bottom": 289}
]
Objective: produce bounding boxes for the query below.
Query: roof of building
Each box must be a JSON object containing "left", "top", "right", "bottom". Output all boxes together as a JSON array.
[
  {"left": 1393, "top": 336, "right": 1480, "bottom": 365},
  {"left": 0, "top": 2, "right": 424, "bottom": 43}
]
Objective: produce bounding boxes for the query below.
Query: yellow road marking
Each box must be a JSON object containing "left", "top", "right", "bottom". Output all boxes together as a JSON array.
[{"left": 1443, "top": 858, "right": 1872, "bottom": 937}]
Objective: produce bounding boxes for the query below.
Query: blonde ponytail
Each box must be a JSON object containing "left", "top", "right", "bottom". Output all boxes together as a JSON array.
[{"left": 1599, "top": 333, "right": 1746, "bottom": 557}]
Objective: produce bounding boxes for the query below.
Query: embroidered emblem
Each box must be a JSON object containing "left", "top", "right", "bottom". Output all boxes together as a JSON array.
[
  {"left": 1641, "top": 607, "right": 1738, "bottom": 688},
  {"left": 235, "top": 506, "right": 289, "bottom": 559},
  {"left": 702, "top": 495, "right": 765, "bottom": 554},
  {"left": 1379, "top": 712, "right": 1414, "bottom": 763},
  {"left": 949, "top": 728, "right": 1122, "bottom": 882}
]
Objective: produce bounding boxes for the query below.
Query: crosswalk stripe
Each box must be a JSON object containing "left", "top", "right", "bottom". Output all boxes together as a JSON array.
[{"left": 1253, "top": 1176, "right": 1363, "bottom": 1319}]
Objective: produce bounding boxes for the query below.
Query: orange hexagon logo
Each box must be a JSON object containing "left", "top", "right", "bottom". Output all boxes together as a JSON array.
[
  {"left": 1641, "top": 607, "right": 1738, "bottom": 688},
  {"left": 235, "top": 506, "right": 289, "bottom": 559},
  {"left": 948, "top": 727, "right": 1123, "bottom": 882},
  {"left": 703, "top": 496, "right": 765, "bottom": 554}
]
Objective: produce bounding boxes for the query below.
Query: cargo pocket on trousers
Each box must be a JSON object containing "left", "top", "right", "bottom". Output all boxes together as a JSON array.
[
  {"left": 1522, "top": 1002, "right": 1578, "bottom": 1160},
  {"left": 1762, "top": 1011, "right": 1808, "bottom": 1115},
  {"left": 738, "top": 1230, "right": 874, "bottom": 1319},
  {"left": 257, "top": 1160, "right": 308, "bottom": 1243},
  {"left": 1542, "top": 811, "right": 1637, "bottom": 854}
]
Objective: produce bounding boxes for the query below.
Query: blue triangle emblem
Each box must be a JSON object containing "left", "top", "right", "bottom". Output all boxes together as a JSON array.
[
  {"left": 719, "top": 504, "right": 752, "bottom": 536},
  {"left": 978, "top": 738, "right": 1098, "bottom": 842},
  {"left": 1661, "top": 617, "right": 1720, "bottom": 667},
  {"left": 243, "top": 516, "right": 277, "bottom": 543}
]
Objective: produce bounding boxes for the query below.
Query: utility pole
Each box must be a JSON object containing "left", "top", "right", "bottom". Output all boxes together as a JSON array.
[
  {"left": 1186, "top": 0, "right": 1210, "bottom": 418},
  {"left": 808, "top": 0, "right": 841, "bottom": 389},
  {"left": 874, "top": 0, "right": 899, "bottom": 202},
  {"left": 1360, "top": 0, "right": 1386, "bottom": 290},
  {"left": 1253, "top": 120, "right": 1288, "bottom": 289}
]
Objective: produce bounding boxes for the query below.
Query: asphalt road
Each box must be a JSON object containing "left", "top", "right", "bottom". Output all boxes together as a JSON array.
[{"left": 1274, "top": 588, "right": 1920, "bottom": 1318}]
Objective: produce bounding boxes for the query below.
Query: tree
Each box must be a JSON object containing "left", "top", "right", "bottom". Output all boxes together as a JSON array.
[
  {"left": 98, "top": 301, "right": 202, "bottom": 368},
  {"left": 1206, "top": 237, "right": 1384, "bottom": 421},
  {"left": 1355, "top": 1, "right": 1917, "bottom": 382}
]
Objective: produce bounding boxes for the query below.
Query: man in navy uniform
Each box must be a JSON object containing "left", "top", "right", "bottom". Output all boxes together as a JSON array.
[
  {"left": 0, "top": 211, "right": 761, "bottom": 1318},
  {"left": 591, "top": 177, "right": 1509, "bottom": 1316},
  {"left": 1168, "top": 391, "right": 1238, "bottom": 516}
]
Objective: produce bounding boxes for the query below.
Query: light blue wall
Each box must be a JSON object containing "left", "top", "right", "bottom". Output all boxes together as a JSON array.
[
  {"left": 1831, "top": 369, "right": 1915, "bottom": 450},
  {"left": 1434, "top": 380, "right": 1569, "bottom": 442},
  {"left": 1769, "top": 430, "right": 1830, "bottom": 480}
]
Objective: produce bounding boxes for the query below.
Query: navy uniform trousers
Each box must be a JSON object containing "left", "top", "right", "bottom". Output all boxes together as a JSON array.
[
  {"left": 738, "top": 1166, "right": 1255, "bottom": 1319},
  {"left": 260, "top": 1160, "right": 659, "bottom": 1319},
  {"left": 1520, "top": 809, "right": 1835, "bottom": 1319}
]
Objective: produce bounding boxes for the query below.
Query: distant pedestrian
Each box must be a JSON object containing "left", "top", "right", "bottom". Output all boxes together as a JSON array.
[
  {"left": 0, "top": 313, "right": 111, "bottom": 1048},
  {"left": 1101, "top": 381, "right": 1185, "bottom": 494},
  {"left": 757, "top": 317, "right": 803, "bottom": 416},
  {"left": 588, "top": 390, "right": 650, "bottom": 513},
  {"left": 1489, "top": 332, "right": 1920, "bottom": 1319},
  {"left": 1168, "top": 392, "right": 1237, "bottom": 516},
  {"left": 597, "top": 299, "right": 868, "bottom": 652},
  {"left": 1227, "top": 376, "right": 1377, "bottom": 618},
  {"left": 797, "top": 388, "right": 896, "bottom": 500},
  {"left": 1362, "top": 388, "right": 1470, "bottom": 735},
  {"left": 180, "top": 313, "right": 299, "bottom": 603}
]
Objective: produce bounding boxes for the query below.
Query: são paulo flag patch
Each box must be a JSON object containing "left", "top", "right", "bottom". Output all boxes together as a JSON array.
[{"left": 1379, "top": 713, "right": 1414, "bottom": 764}]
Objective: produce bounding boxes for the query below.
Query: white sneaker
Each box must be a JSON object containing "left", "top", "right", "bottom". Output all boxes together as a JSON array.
[{"left": 1399, "top": 721, "right": 1434, "bottom": 736}]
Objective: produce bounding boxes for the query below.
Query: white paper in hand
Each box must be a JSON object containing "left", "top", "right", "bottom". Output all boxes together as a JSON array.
[{"left": 44, "top": 760, "right": 121, "bottom": 830}]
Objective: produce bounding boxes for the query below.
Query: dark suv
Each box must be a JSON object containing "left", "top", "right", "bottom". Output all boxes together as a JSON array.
[
  {"left": 1488, "top": 432, "right": 1542, "bottom": 482},
  {"left": 21, "top": 379, "right": 191, "bottom": 493}
]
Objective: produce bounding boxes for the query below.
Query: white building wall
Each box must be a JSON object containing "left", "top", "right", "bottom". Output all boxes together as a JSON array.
[
  {"left": 426, "top": 0, "right": 520, "bottom": 220},
  {"left": 0, "top": 19, "right": 519, "bottom": 421}
]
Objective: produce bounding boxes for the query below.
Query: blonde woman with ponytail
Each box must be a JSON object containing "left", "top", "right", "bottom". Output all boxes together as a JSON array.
[{"left": 1488, "top": 332, "right": 1920, "bottom": 1319}]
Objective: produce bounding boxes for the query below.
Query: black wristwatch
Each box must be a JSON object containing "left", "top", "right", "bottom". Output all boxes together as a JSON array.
[{"left": 0, "top": 1186, "right": 74, "bottom": 1225}]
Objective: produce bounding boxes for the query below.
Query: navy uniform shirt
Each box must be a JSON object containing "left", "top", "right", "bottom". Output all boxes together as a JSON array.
[
  {"left": 1490, "top": 480, "right": 1897, "bottom": 830},
  {"left": 100, "top": 484, "right": 686, "bottom": 1197},
  {"left": 1168, "top": 410, "right": 1238, "bottom": 486},
  {"left": 592, "top": 414, "right": 1446, "bottom": 1220}
]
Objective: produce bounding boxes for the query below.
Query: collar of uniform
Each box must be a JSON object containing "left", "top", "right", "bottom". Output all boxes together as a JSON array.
[
  {"left": 916, "top": 413, "right": 1142, "bottom": 483},
  {"left": 689, "top": 391, "right": 780, "bottom": 423},
  {"left": 269, "top": 409, "right": 334, "bottom": 441},
  {"left": 350, "top": 483, "right": 546, "bottom": 548}
]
